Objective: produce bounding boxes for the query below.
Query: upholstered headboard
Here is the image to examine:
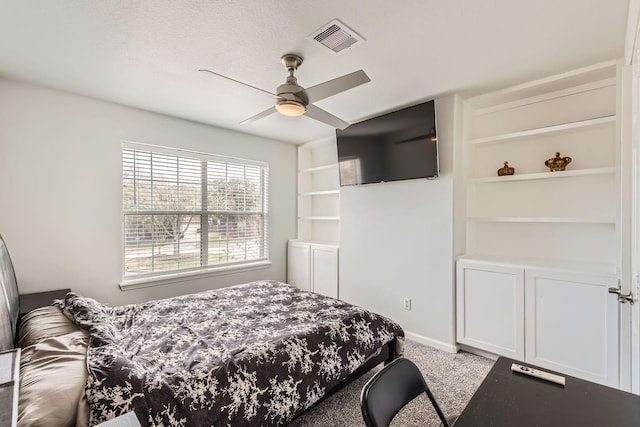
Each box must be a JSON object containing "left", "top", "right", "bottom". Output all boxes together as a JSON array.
[{"left": 0, "top": 234, "right": 19, "bottom": 350}]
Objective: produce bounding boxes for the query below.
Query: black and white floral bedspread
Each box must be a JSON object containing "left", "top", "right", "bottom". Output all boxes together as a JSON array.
[{"left": 57, "top": 280, "right": 404, "bottom": 426}]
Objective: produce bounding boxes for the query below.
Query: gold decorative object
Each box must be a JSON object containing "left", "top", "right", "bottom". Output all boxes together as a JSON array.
[
  {"left": 545, "top": 152, "right": 572, "bottom": 171},
  {"left": 497, "top": 161, "right": 515, "bottom": 176}
]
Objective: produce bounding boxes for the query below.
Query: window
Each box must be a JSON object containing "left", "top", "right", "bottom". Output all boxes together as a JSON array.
[
  {"left": 122, "top": 142, "right": 269, "bottom": 281},
  {"left": 338, "top": 157, "right": 361, "bottom": 186}
]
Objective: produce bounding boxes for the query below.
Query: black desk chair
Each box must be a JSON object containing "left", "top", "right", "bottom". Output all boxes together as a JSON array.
[{"left": 360, "top": 357, "right": 453, "bottom": 427}]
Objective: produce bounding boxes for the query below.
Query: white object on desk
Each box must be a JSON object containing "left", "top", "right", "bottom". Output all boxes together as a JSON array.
[
  {"left": 511, "top": 363, "right": 566, "bottom": 386},
  {"left": 0, "top": 348, "right": 20, "bottom": 427},
  {"left": 95, "top": 411, "right": 142, "bottom": 427}
]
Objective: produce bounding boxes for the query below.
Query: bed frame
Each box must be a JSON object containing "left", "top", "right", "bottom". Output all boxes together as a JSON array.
[{"left": 0, "top": 233, "right": 399, "bottom": 425}]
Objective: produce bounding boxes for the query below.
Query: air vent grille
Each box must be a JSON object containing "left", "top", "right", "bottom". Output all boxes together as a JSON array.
[{"left": 308, "top": 19, "right": 364, "bottom": 54}]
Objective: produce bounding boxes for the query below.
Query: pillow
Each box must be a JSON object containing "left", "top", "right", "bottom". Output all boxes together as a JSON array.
[
  {"left": 55, "top": 293, "right": 120, "bottom": 346},
  {"left": 17, "top": 330, "right": 89, "bottom": 427},
  {"left": 18, "top": 306, "right": 81, "bottom": 348}
]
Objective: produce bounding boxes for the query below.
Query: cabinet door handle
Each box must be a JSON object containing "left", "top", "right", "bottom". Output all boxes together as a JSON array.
[{"left": 608, "top": 287, "right": 634, "bottom": 305}]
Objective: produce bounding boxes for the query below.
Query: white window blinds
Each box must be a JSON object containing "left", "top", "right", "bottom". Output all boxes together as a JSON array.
[{"left": 122, "top": 143, "right": 269, "bottom": 280}]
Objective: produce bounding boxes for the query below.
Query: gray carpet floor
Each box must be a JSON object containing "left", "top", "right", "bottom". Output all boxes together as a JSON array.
[{"left": 290, "top": 339, "right": 495, "bottom": 426}]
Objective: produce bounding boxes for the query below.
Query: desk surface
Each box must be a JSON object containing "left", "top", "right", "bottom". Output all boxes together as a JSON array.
[
  {"left": 454, "top": 357, "right": 640, "bottom": 427},
  {"left": 0, "top": 348, "right": 20, "bottom": 427}
]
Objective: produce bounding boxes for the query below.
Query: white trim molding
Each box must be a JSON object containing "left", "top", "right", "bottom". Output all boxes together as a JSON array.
[
  {"left": 120, "top": 261, "right": 272, "bottom": 291},
  {"left": 626, "top": 0, "right": 640, "bottom": 65},
  {"left": 404, "top": 331, "right": 458, "bottom": 354}
]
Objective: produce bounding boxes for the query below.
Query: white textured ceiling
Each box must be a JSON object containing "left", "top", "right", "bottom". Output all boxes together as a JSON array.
[{"left": 0, "top": 0, "right": 630, "bottom": 144}]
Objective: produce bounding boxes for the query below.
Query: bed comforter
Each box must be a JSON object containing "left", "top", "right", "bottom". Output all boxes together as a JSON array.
[{"left": 57, "top": 280, "right": 404, "bottom": 426}]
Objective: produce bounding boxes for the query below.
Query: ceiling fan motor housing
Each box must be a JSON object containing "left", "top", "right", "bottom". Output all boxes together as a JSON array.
[
  {"left": 277, "top": 54, "right": 308, "bottom": 109},
  {"left": 277, "top": 77, "right": 309, "bottom": 105}
]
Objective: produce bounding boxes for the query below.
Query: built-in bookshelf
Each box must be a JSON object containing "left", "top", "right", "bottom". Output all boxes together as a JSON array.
[
  {"left": 462, "top": 60, "right": 619, "bottom": 272},
  {"left": 288, "top": 137, "right": 340, "bottom": 298},
  {"left": 297, "top": 136, "right": 340, "bottom": 244},
  {"left": 456, "top": 61, "right": 624, "bottom": 387}
]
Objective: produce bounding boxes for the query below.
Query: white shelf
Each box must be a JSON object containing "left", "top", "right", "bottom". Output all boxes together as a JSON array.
[
  {"left": 458, "top": 254, "right": 618, "bottom": 276},
  {"left": 468, "top": 167, "right": 616, "bottom": 183},
  {"left": 472, "top": 78, "right": 616, "bottom": 116},
  {"left": 299, "top": 164, "right": 339, "bottom": 173},
  {"left": 467, "top": 216, "right": 616, "bottom": 224},
  {"left": 298, "top": 216, "right": 340, "bottom": 221},
  {"left": 289, "top": 238, "right": 339, "bottom": 247},
  {"left": 298, "top": 190, "right": 340, "bottom": 196},
  {"left": 468, "top": 116, "right": 615, "bottom": 145},
  {"left": 467, "top": 60, "right": 618, "bottom": 110}
]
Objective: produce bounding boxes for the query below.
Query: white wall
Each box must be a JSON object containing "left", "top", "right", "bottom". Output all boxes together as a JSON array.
[
  {"left": 339, "top": 95, "right": 461, "bottom": 350},
  {"left": 0, "top": 79, "right": 297, "bottom": 305}
]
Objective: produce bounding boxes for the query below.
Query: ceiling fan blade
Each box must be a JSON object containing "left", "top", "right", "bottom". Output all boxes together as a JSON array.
[
  {"left": 199, "top": 69, "right": 277, "bottom": 98},
  {"left": 304, "top": 70, "right": 370, "bottom": 103},
  {"left": 305, "top": 104, "right": 350, "bottom": 130},
  {"left": 240, "top": 106, "right": 278, "bottom": 124}
]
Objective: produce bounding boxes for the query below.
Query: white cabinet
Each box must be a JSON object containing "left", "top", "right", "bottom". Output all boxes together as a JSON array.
[
  {"left": 456, "top": 261, "right": 524, "bottom": 360},
  {"left": 287, "top": 240, "right": 338, "bottom": 299},
  {"left": 287, "top": 240, "right": 311, "bottom": 291},
  {"left": 525, "top": 269, "right": 619, "bottom": 387},
  {"left": 310, "top": 245, "right": 339, "bottom": 298},
  {"left": 293, "top": 136, "right": 340, "bottom": 299},
  {"left": 456, "top": 258, "right": 620, "bottom": 387}
]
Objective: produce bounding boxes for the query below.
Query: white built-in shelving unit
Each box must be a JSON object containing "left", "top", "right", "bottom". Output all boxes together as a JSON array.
[
  {"left": 457, "top": 60, "right": 624, "bottom": 387},
  {"left": 287, "top": 136, "right": 340, "bottom": 299},
  {"left": 463, "top": 60, "right": 620, "bottom": 272},
  {"left": 296, "top": 136, "right": 340, "bottom": 244}
]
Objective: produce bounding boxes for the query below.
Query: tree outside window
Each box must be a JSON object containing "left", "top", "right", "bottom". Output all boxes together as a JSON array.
[{"left": 122, "top": 144, "right": 268, "bottom": 279}]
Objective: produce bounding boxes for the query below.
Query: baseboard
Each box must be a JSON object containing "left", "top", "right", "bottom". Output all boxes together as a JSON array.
[
  {"left": 404, "top": 331, "right": 458, "bottom": 353},
  {"left": 457, "top": 343, "right": 500, "bottom": 361}
]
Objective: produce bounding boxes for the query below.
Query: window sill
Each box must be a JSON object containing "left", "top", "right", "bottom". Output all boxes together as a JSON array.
[{"left": 119, "top": 260, "right": 272, "bottom": 291}]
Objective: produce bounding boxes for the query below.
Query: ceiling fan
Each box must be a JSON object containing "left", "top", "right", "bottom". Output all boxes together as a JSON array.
[{"left": 199, "top": 53, "right": 370, "bottom": 130}]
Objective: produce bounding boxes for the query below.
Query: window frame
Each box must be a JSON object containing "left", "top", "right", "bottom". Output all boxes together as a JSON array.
[{"left": 120, "top": 141, "right": 270, "bottom": 288}]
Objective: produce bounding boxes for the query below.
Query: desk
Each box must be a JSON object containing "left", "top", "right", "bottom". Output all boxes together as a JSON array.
[
  {"left": 454, "top": 357, "right": 640, "bottom": 427},
  {"left": 0, "top": 348, "right": 20, "bottom": 427}
]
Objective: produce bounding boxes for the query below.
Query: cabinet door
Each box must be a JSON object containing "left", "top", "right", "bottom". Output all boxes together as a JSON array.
[
  {"left": 456, "top": 261, "right": 525, "bottom": 359},
  {"left": 525, "top": 269, "right": 619, "bottom": 387},
  {"left": 287, "top": 241, "right": 311, "bottom": 291},
  {"left": 311, "top": 245, "right": 339, "bottom": 299}
]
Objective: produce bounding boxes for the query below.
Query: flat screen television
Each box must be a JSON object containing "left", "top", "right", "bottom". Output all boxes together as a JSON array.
[{"left": 336, "top": 100, "right": 438, "bottom": 186}]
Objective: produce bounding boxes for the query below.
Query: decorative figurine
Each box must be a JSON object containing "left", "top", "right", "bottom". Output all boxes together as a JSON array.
[
  {"left": 497, "top": 161, "right": 515, "bottom": 176},
  {"left": 545, "top": 152, "right": 572, "bottom": 171}
]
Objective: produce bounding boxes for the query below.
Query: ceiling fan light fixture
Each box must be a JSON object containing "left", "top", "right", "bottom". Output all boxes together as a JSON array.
[{"left": 276, "top": 100, "right": 307, "bottom": 117}]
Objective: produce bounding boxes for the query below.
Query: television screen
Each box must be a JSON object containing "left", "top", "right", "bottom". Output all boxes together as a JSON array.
[{"left": 336, "top": 100, "right": 438, "bottom": 186}]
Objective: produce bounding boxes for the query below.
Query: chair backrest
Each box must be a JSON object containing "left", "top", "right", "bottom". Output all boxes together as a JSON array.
[{"left": 360, "top": 357, "right": 450, "bottom": 427}]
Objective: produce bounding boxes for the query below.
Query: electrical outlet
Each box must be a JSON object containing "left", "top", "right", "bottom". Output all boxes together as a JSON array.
[{"left": 403, "top": 298, "right": 411, "bottom": 311}]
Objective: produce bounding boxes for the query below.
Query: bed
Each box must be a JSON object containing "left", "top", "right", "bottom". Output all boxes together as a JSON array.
[{"left": 0, "top": 234, "right": 404, "bottom": 426}]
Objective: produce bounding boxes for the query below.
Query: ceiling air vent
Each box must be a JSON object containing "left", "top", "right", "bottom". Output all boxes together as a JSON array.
[{"left": 308, "top": 19, "right": 365, "bottom": 54}]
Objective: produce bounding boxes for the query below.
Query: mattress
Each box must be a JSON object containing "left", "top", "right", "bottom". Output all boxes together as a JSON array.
[{"left": 52, "top": 280, "right": 404, "bottom": 426}]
